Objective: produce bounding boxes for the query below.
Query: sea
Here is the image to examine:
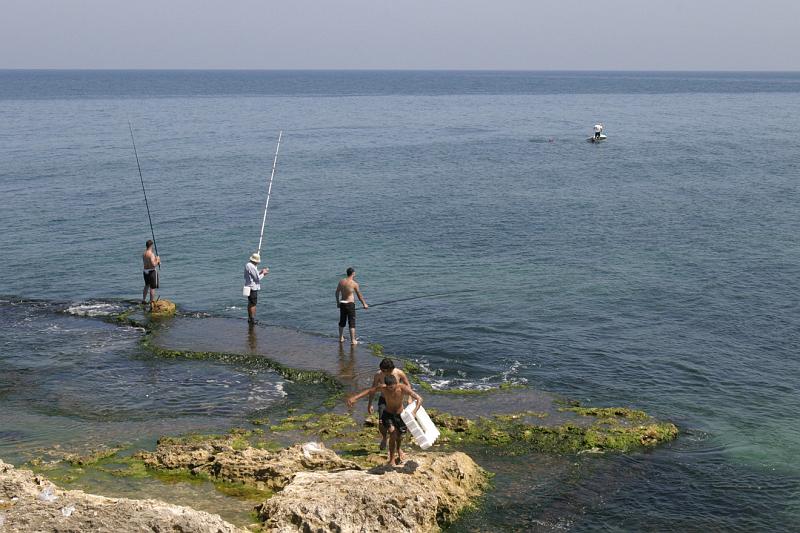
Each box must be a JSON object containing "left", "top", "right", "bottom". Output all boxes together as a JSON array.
[{"left": 1, "top": 70, "right": 799, "bottom": 531}]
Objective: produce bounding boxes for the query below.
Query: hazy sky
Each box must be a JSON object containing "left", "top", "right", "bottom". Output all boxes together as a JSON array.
[{"left": 2, "top": 0, "right": 798, "bottom": 70}]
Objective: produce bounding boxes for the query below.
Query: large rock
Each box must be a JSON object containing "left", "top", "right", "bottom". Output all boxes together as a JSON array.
[
  {"left": 140, "top": 439, "right": 361, "bottom": 490},
  {"left": 0, "top": 459, "right": 245, "bottom": 533},
  {"left": 257, "top": 452, "right": 487, "bottom": 533}
]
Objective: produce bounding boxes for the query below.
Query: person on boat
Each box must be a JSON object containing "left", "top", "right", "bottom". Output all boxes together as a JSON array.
[
  {"left": 367, "top": 358, "right": 414, "bottom": 453},
  {"left": 594, "top": 123, "right": 604, "bottom": 139},
  {"left": 142, "top": 239, "right": 160, "bottom": 308},
  {"left": 335, "top": 267, "right": 368, "bottom": 345},
  {"left": 244, "top": 252, "right": 269, "bottom": 325},
  {"left": 347, "top": 374, "right": 422, "bottom": 466}
]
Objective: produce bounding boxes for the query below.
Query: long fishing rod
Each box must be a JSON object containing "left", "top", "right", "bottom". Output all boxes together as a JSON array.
[
  {"left": 128, "top": 121, "right": 158, "bottom": 258},
  {"left": 367, "top": 289, "right": 477, "bottom": 308},
  {"left": 257, "top": 131, "right": 283, "bottom": 254}
]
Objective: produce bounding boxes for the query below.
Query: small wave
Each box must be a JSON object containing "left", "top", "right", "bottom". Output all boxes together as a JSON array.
[
  {"left": 64, "top": 302, "right": 123, "bottom": 317},
  {"left": 410, "top": 358, "right": 527, "bottom": 392}
]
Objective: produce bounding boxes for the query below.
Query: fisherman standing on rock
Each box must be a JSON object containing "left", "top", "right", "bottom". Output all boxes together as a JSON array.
[
  {"left": 244, "top": 252, "right": 269, "bottom": 325},
  {"left": 336, "top": 267, "right": 368, "bottom": 345},
  {"left": 142, "top": 239, "right": 160, "bottom": 308}
]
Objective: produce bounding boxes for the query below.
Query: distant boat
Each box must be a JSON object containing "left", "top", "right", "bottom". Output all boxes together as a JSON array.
[{"left": 588, "top": 133, "right": 608, "bottom": 143}]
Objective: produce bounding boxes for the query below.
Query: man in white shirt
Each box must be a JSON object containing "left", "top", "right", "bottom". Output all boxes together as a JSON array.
[
  {"left": 244, "top": 252, "right": 269, "bottom": 325},
  {"left": 594, "top": 123, "right": 604, "bottom": 139}
]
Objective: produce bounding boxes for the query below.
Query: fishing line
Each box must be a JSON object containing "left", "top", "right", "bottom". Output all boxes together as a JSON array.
[
  {"left": 367, "top": 289, "right": 477, "bottom": 308},
  {"left": 128, "top": 121, "right": 158, "bottom": 258},
  {"left": 257, "top": 131, "right": 283, "bottom": 254}
]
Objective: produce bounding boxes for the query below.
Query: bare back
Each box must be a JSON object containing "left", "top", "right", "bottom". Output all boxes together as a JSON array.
[
  {"left": 143, "top": 249, "right": 156, "bottom": 270},
  {"left": 337, "top": 277, "right": 358, "bottom": 303}
]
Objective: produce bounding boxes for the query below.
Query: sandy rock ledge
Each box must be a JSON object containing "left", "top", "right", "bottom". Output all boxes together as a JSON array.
[
  {"left": 0, "top": 459, "right": 245, "bottom": 533},
  {"left": 139, "top": 440, "right": 362, "bottom": 490},
  {"left": 257, "top": 451, "right": 487, "bottom": 533}
]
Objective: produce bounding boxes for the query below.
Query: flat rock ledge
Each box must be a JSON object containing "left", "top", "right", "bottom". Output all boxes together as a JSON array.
[
  {"left": 0, "top": 459, "right": 244, "bottom": 533},
  {"left": 257, "top": 452, "right": 487, "bottom": 533},
  {"left": 139, "top": 440, "right": 363, "bottom": 490}
]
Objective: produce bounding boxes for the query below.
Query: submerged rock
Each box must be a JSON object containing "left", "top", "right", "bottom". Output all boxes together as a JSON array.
[
  {"left": 139, "top": 437, "right": 361, "bottom": 490},
  {"left": 257, "top": 451, "right": 488, "bottom": 532},
  {"left": 0, "top": 459, "right": 244, "bottom": 533}
]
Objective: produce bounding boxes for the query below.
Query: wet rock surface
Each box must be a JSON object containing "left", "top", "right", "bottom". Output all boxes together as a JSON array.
[
  {"left": 257, "top": 451, "right": 488, "bottom": 533},
  {"left": 0, "top": 459, "right": 245, "bottom": 533}
]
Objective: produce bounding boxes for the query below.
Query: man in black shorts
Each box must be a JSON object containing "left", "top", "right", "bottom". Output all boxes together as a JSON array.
[
  {"left": 335, "top": 267, "right": 368, "bottom": 345},
  {"left": 367, "top": 358, "right": 413, "bottom": 451},
  {"left": 347, "top": 374, "right": 422, "bottom": 466},
  {"left": 141, "top": 239, "right": 160, "bottom": 308}
]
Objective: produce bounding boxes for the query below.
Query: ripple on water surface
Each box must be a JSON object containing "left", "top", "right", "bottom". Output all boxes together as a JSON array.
[{"left": 0, "top": 300, "right": 287, "bottom": 462}]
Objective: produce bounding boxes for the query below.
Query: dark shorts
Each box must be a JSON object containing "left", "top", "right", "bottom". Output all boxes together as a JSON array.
[
  {"left": 338, "top": 302, "right": 356, "bottom": 328},
  {"left": 247, "top": 289, "right": 258, "bottom": 306},
  {"left": 380, "top": 410, "right": 407, "bottom": 434},
  {"left": 143, "top": 270, "right": 158, "bottom": 289},
  {"left": 377, "top": 395, "right": 386, "bottom": 418}
]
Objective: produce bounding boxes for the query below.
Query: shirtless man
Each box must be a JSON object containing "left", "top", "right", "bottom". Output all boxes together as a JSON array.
[
  {"left": 347, "top": 375, "right": 422, "bottom": 465},
  {"left": 142, "top": 239, "right": 160, "bottom": 308},
  {"left": 335, "top": 267, "right": 367, "bottom": 345},
  {"left": 367, "top": 359, "right": 413, "bottom": 452}
]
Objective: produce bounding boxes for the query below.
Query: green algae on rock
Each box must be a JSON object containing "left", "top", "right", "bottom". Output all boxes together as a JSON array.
[
  {"left": 0, "top": 459, "right": 247, "bottom": 533},
  {"left": 269, "top": 413, "right": 356, "bottom": 437},
  {"left": 559, "top": 406, "right": 649, "bottom": 421},
  {"left": 138, "top": 436, "right": 363, "bottom": 491},
  {"left": 429, "top": 409, "right": 678, "bottom": 454},
  {"left": 140, "top": 337, "right": 342, "bottom": 388}
]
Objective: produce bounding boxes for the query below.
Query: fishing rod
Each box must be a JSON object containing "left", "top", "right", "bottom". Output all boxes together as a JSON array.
[
  {"left": 128, "top": 121, "right": 158, "bottom": 258},
  {"left": 367, "top": 289, "right": 477, "bottom": 308},
  {"left": 257, "top": 131, "right": 283, "bottom": 254}
]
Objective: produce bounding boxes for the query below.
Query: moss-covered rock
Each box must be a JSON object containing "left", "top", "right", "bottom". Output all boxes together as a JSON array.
[
  {"left": 429, "top": 409, "right": 678, "bottom": 454},
  {"left": 560, "top": 406, "right": 648, "bottom": 421},
  {"left": 149, "top": 299, "right": 176, "bottom": 317}
]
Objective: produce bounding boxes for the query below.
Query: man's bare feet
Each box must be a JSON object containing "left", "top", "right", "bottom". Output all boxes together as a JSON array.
[
  {"left": 379, "top": 438, "right": 387, "bottom": 451},
  {"left": 387, "top": 454, "right": 396, "bottom": 466},
  {"left": 338, "top": 337, "right": 345, "bottom": 343},
  {"left": 351, "top": 339, "right": 359, "bottom": 346},
  {"left": 398, "top": 450, "right": 406, "bottom": 462}
]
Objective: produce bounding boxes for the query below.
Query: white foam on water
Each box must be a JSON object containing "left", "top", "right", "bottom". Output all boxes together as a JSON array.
[
  {"left": 65, "top": 302, "right": 122, "bottom": 317},
  {"left": 246, "top": 381, "right": 287, "bottom": 405}
]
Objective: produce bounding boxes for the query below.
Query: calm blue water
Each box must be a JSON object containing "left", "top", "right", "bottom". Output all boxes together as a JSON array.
[{"left": 1, "top": 70, "right": 799, "bottom": 530}]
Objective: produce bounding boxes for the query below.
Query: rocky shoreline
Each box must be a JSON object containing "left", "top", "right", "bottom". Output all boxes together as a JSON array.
[
  {"left": 1, "top": 301, "right": 679, "bottom": 531},
  {"left": 0, "top": 459, "right": 245, "bottom": 532},
  {"left": 2, "top": 440, "right": 487, "bottom": 532}
]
